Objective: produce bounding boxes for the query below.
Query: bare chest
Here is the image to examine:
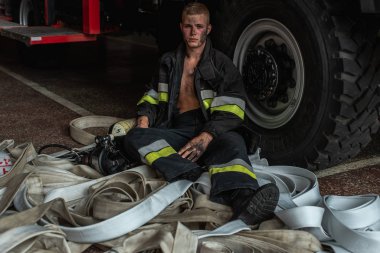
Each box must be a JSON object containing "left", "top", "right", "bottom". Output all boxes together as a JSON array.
[
  {"left": 180, "top": 59, "right": 198, "bottom": 95},
  {"left": 177, "top": 57, "right": 200, "bottom": 112}
]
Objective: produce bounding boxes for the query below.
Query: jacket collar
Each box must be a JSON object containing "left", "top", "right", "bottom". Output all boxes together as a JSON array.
[{"left": 175, "top": 38, "right": 216, "bottom": 81}]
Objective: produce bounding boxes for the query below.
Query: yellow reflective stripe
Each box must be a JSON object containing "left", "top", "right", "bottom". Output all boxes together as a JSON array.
[
  {"left": 145, "top": 146, "right": 176, "bottom": 165},
  {"left": 137, "top": 95, "right": 159, "bottom": 105},
  {"left": 159, "top": 92, "right": 168, "bottom": 102},
  {"left": 211, "top": 104, "right": 244, "bottom": 120},
  {"left": 209, "top": 164, "right": 256, "bottom": 179},
  {"left": 203, "top": 98, "right": 213, "bottom": 110}
]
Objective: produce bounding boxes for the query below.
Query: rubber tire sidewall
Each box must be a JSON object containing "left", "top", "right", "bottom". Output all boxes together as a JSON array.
[
  {"left": 12, "top": 0, "right": 44, "bottom": 25},
  {"left": 212, "top": 0, "right": 339, "bottom": 168}
]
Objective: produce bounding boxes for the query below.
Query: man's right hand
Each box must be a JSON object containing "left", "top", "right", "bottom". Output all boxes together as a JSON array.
[{"left": 137, "top": 116, "right": 149, "bottom": 128}]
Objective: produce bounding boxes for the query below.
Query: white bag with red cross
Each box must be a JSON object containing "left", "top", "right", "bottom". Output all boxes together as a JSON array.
[{"left": 0, "top": 151, "right": 12, "bottom": 175}]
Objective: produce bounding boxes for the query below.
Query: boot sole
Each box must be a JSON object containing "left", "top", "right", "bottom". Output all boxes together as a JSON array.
[{"left": 238, "top": 183, "right": 279, "bottom": 225}]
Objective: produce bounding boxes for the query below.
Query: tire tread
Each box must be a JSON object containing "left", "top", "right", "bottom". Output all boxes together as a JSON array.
[{"left": 212, "top": 0, "right": 380, "bottom": 170}]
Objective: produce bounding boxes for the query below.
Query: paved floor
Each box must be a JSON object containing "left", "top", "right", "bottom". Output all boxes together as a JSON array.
[
  {"left": 0, "top": 35, "right": 157, "bottom": 147},
  {"left": 0, "top": 35, "right": 379, "bottom": 198}
]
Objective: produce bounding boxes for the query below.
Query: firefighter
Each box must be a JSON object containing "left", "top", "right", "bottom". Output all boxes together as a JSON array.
[{"left": 120, "top": 2, "right": 279, "bottom": 225}]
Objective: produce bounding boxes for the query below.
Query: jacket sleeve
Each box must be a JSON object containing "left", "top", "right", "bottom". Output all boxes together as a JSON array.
[
  {"left": 136, "top": 53, "right": 172, "bottom": 126},
  {"left": 202, "top": 57, "right": 246, "bottom": 137},
  {"left": 136, "top": 64, "right": 160, "bottom": 126}
]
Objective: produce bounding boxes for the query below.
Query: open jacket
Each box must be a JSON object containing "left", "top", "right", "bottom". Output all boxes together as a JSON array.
[{"left": 136, "top": 38, "right": 246, "bottom": 137}]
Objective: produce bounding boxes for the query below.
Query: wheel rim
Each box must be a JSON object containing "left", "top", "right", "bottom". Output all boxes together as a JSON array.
[
  {"left": 233, "top": 19, "right": 304, "bottom": 129},
  {"left": 19, "top": 0, "right": 35, "bottom": 26}
]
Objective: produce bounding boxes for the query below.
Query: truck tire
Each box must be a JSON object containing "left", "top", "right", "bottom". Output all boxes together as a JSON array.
[
  {"left": 12, "top": 0, "right": 67, "bottom": 68},
  {"left": 211, "top": 0, "right": 380, "bottom": 170},
  {"left": 12, "top": 0, "right": 43, "bottom": 25}
]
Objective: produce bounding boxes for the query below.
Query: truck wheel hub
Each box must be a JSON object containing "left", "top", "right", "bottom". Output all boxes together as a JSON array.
[
  {"left": 243, "top": 46, "right": 278, "bottom": 101},
  {"left": 234, "top": 19, "right": 305, "bottom": 129}
]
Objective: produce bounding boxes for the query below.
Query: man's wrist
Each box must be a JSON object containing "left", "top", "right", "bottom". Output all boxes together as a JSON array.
[
  {"left": 200, "top": 131, "right": 214, "bottom": 142},
  {"left": 137, "top": 115, "right": 149, "bottom": 127},
  {"left": 201, "top": 124, "right": 218, "bottom": 138}
]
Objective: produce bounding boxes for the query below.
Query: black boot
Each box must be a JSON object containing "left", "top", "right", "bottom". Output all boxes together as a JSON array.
[{"left": 231, "top": 183, "right": 279, "bottom": 225}]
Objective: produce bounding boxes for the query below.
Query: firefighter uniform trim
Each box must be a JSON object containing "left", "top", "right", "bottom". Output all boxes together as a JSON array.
[
  {"left": 201, "top": 90, "right": 215, "bottom": 110},
  {"left": 209, "top": 158, "right": 256, "bottom": 180},
  {"left": 138, "top": 139, "right": 176, "bottom": 165},
  {"left": 137, "top": 89, "right": 159, "bottom": 105},
  {"left": 210, "top": 96, "right": 245, "bottom": 120},
  {"left": 203, "top": 99, "right": 213, "bottom": 110},
  {"left": 158, "top": 83, "right": 169, "bottom": 102}
]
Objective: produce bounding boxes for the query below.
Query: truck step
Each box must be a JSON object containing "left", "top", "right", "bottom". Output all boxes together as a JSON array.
[
  {"left": 0, "top": 20, "right": 96, "bottom": 45},
  {"left": 0, "top": 19, "right": 22, "bottom": 28}
]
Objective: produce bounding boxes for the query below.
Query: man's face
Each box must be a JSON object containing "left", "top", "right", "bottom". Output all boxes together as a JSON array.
[{"left": 180, "top": 14, "right": 211, "bottom": 49}]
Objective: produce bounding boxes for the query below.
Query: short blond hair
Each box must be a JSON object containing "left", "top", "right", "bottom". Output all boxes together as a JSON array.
[{"left": 182, "top": 2, "right": 210, "bottom": 24}]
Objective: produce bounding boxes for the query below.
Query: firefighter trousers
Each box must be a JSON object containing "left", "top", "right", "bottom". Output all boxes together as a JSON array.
[{"left": 121, "top": 109, "right": 259, "bottom": 203}]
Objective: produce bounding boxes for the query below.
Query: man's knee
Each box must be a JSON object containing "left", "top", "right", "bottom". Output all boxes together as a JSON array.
[
  {"left": 121, "top": 128, "right": 150, "bottom": 160},
  {"left": 201, "top": 131, "right": 247, "bottom": 165},
  {"left": 124, "top": 127, "right": 143, "bottom": 143},
  {"left": 123, "top": 127, "right": 154, "bottom": 150},
  {"left": 212, "top": 132, "right": 246, "bottom": 154}
]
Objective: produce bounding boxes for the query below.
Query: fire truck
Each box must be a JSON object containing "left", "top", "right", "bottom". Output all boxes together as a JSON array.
[{"left": 0, "top": 0, "right": 379, "bottom": 170}]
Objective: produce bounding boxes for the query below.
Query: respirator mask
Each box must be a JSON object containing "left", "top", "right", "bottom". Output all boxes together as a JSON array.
[{"left": 81, "top": 134, "right": 136, "bottom": 175}]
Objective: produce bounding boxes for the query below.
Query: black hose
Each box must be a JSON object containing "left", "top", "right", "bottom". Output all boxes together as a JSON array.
[
  {"left": 37, "top": 144, "right": 72, "bottom": 154},
  {"left": 37, "top": 144, "right": 81, "bottom": 161}
]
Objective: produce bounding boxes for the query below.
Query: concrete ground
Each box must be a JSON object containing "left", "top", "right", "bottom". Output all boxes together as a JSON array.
[{"left": 0, "top": 35, "right": 379, "bottom": 195}]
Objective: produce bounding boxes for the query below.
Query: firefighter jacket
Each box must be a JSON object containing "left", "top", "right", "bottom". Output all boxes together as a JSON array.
[{"left": 136, "top": 38, "right": 246, "bottom": 137}]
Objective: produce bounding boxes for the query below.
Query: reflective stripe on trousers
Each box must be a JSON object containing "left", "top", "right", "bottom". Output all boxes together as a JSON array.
[{"left": 121, "top": 109, "right": 259, "bottom": 197}]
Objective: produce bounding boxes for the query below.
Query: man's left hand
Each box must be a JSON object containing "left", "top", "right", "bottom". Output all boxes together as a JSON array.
[{"left": 179, "top": 132, "right": 214, "bottom": 162}]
